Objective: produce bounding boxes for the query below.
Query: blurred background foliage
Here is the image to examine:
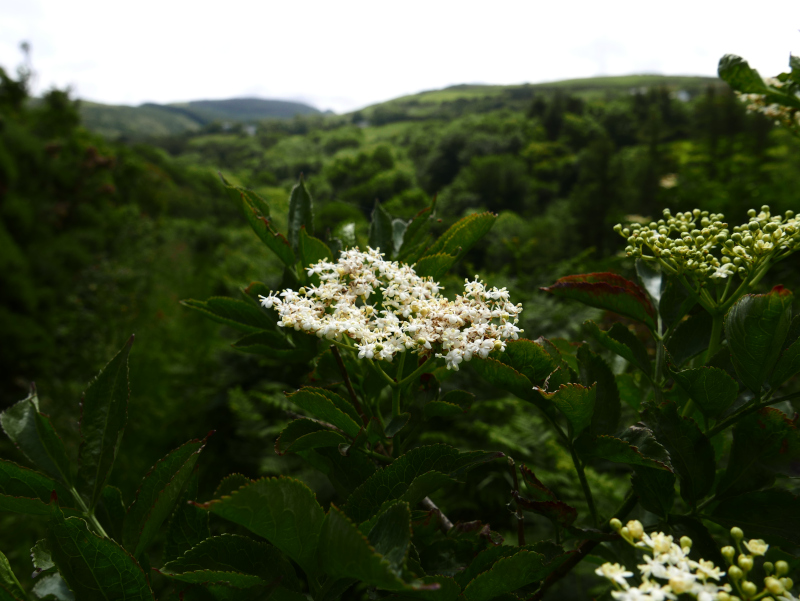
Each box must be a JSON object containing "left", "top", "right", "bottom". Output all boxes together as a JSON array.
[{"left": 2, "top": 61, "right": 800, "bottom": 599}]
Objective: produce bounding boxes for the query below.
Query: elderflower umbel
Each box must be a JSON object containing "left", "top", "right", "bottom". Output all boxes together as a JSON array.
[
  {"left": 597, "top": 519, "right": 732, "bottom": 600},
  {"left": 259, "top": 247, "right": 522, "bottom": 370}
]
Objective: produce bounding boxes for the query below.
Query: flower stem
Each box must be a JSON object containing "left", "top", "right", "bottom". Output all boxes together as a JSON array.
[
  {"left": 70, "top": 487, "right": 110, "bottom": 539},
  {"left": 569, "top": 444, "right": 598, "bottom": 528}
]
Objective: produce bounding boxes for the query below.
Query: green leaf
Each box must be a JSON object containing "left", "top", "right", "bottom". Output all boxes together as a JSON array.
[
  {"left": 232, "top": 331, "right": 316, "bottom": 363},
  {"left": 160, "top": 534, "right": 299, "bottom": 590},
  {"left": 288, "top": 176, "right": 314, "bottom": 253},
  {"left": 717, "top": 408, "right": 800, "bottom": 498},
  {"left": 542, "top": 273, "right": 656, "bottom": 330},
  {"left": 275, "top": 419, "right": 346, "bottom": 455},
  {"left": 369, "top": 201, "right": 394, "bottom": 255},
  {"left": 299, "top": 227, "right": 333, "bottom": 270},
  {"left": 424, "top": 391, "right": 472, "bottom": 419},
  {"left": 164, "top": 469, "right": 210, "bottom": 562},
  {"left": 632, "top": 467, "right": 675, "bottom": 519},
  {"left": 577, "top": 346, "right": 620, "bottom": 436},
  {"left": 180, "top": 297, "right": 276, "bottom": 333},
  {"left": 31, "top": 573, "right": 73, "bottom": 601},
  {"left": 0, "top": 550, "right": 26, "bottom": 601},
  {"left": 385, "top": 413, "right": 411, "bottom": 438},
  {"left": 123, "top": 436, "right": 208, "bottom": 558},
  {"left": 47, "top": 503, "right": 153, "bottom": 600},
  {"left": 213, "top": 474, "right": 251, "bottom": 498},
  {"left": 343, "top": 445, "right": 503, "bottom": 523},
  {"left": 422, "top": 212, "right": 497, "bottom": 260},
  {"left": 0, "top": 458, "right": 75, "bottom": 515},
  {"left": 718, "top": 54, "right": 769, "bottom": 94},
  {"left": 641, "top": 402, "right": 715, "bottom": 506},
  {"left": 32, "top": 538, "right": 56, "bottom": 574},
  {"left": 397, "top": 207, "right": 434, "bottom": 263},
  {"left": 584, "top": 321, "right": 651, "bottom": 376},
  {"left": 659, "top": 279, "right": 696, "bottom": 328},
  {"left": 0, "top": 384, "right": 72, "bottom": 485},
  {"left": 96, "top": 485, "right": 126, "bottom": 543},
  {"left": 616, "top": 372, "right": 647, "bottom": 410},
  {"left": 76, "top": 336, "right": 133, "bottom": 509},
  {"left": 392, "top": 219, "right": 407, "bottom": 257},
  {"left": 286, "top": 389, "right": 362, "bottom": 438},
  {"left": 297, "top": 447, "right": 377, "bottom": 499},
  {"left": 710, "top": 489, "right": 800, "bottom": 547},
  {"left": 319, "top": 505, "right": 407, "bottom": 590},
  {"left": 362, "top": 500, "right": 412, "bottom": 575},
  {"left": 414, "top": 253, "right": 458, "bottom": 281},
  {"left": 726, "top": 288, "right": 793, "bottom": 393},
  {"left": 203, "top": 477, "right": 325, "bottom": 576},
  {"left": 665, "top": 310, "right": 713, "bottom": 367},
  {"left": 519, "top": 465, "right": 556, "bottom": 502},
  {"left": 223, "top": 177, "right": 296, "bottom": 267},
  {"left": 635, "top": 259, "right": 664, "bottom": 306},
  {"left": 579, "top": 431, "right": 672, "bottom": 471},
  {"left": 462, "top": 549, "right": 570, "bottom": 601},
  {"left": 502, "top": 339, "right": 559, "bottom": 387},
  {"left": 672, "top": 366, "right": 739, "bottom": 420},
  {"left": 769, "top": 314, "right": 800, "bottom": 388},
  {"left": 312, "top": 388, "right": 363, "bottom": 426},
  {"left": 534, "top": 383, "right": 596, "bottom": 438}
]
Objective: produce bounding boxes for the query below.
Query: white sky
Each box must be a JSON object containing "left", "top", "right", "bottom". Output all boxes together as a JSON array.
[{"left": 2, "top": 0, "right": 800, "bottom": 114}]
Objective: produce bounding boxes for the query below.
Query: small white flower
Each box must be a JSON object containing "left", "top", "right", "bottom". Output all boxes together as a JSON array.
[
  {"left": 596, "top": 563, "right": 634, "bottom": 588},
  {"left": 743, "top": 539, "right": 769, "bottom": 556}
]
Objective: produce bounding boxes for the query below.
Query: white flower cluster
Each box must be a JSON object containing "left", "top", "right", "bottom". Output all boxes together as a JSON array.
[
  {"left": 598, "top": 521, "right": 798, "bottom": 601},
  {"left": 615, "top": 206, "right": 800, "bottom": 281},
  {"left": 597, "top": 519, "right": 731, "bottom": 601},
  {"left": 258, "top": 247, "right": 522, "bottom": 371},
  {"left": 737, "top": 90, "right": 800, "bottom": 130}
]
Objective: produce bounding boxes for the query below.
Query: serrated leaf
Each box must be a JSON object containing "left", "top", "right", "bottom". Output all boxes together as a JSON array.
[
  {"left": 632, "top": 467, "right": 675, "bottom": 519},
  {"left": 470, "top": 357, "right": 535, "bottom": 401},
  {"left": 202, "top": 477, "right": 325, "bottom": 576},
  {"left": 717, "top": 408, "right": 800, "bottom": 498},
  {"left": 31, "top": 572, "right": 74, "bottom": 601},
  {"left": 164, "top": 470, "right": 209, "bottom": 562},
  {"left": 77, "top": 337, "right": 133, "bottom": 509},
  {"left": 319, "top": 505, "right": 407, "bottom": 590},
  {"left": 542, "top": 273, "right": 656, "bottom": 330},
  {"left": 579, "top": 432, "right": 672, "bottom": 471},
  {"left": 771, "top": 315, "right": 800, "bottom": 388},
  {"left": 161, "top": 534, "right": 299, "bottom": 590},
  {"left": 414, "top": 253, "right": 458, "bottom": 280},
  {"left": 718, "top": 54, "right": 769, "bottom": 94},
  {"left": 672, "top": 366, "right": 739, "bottom": 420},
  {"left": 424, "top": 401, "right": 466, "bottom": 419},
  {"left": 0, "top": 459, "right": 75, "bottom": 515},
  {"left": 223, "top": 177, "right": 296, "bottom": 267},
  {"left": 363, "top": 500, "right": 412, "bottom": 575},
  {"left": 534, "top": 383, "right": 596, "bottom": 438},
  {"left": 288, "top": 176, "right": 314, "bottom": 253},
  {"left": 312, "top": 388, "right": 363, "bottom": 427},
  {"left": 297, "top": 447, "right": 377, "bottom": 499},
  {"left": 299, "top": 227, "right": 333, "bottom": 270},
  {"left": 32, "top": 538, "right": 55, "bottom": 574},
  {"left": 710, "top": 488, "right": 800, "bottom": 547},
  {"left": 462, "top": 549, "right": 570, "bottom": 601},
  {"left": 343, "top": 445, "right": 503, "bottom": 523},
  {"left": 666, "top": 311, "right": 714, "bottom": 367},
  {"left": 0, "top": 384, "right": 72, "bottom": 485},
  {"left": 726, "top": 288, "right": 793, "bottom": 393},
  {"left": 286, "top": 389, "right": 361, "bottom": 438},
  {"left": 213, "top": 474, "right": 251, "bottom": 498},
  {"left": 180, "top": 297, "right": 276, "bottom": 333},
  {"left": 369, "top": 201, "right": 394, "bottom": 255},
  {"left": 659, "top": 278, "right": 696, "bottom": 328},
  {"left": 123, "top": 436, "right": 208, "bottom": 558},
  {"left": 422, "top": 212, "right": 496, "bottom": 260},
  {"left": 577, "top": 345, "right": 620, "bottom": 436},
  {"left": 584, "top": 321, "right": 651, "bottom": 376},
  {"left": 514, "top": 492, "right": 577, "bottom": 527},
  {"left": 275, "top": 419, "right": 346, "bottom": 455},
  {"left": 641, "top": 402, "right": 714, "bottom": 506},
  {"left": 635, "top": 259, "right": 663, "bottom": 306},
  {"left": 385, "top": 413, "right": 411, "bottom": 438},
  {"left": 96, "top": 485, "right": 126, "bottom": 543},
  {"left": 397, "top": 207, "right": 433, "bottom": 262},
  {"left": 502, "top": 339, "right": 559, "bottom": 387},
  {"left": 519, "top": 465, "right": 557, "bottom": 502},
  {"left": 0, "top": 550, "right": 25, "bottom": 601},
  {"left": 48, "top": 502, "right": 153, "bottom": 600},
  {"left": 392, "top": 219, "right": 407, "bottom": 257},
  {"left": 232, "top": 331, "right": 315, "bottom": 363}
]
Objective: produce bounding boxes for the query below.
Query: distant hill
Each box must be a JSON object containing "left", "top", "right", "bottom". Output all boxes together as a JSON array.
[
  {"left": 80, "top": 97, "right": 321, "bottom": 139},
  {"left": 357, "top": 74, "right": 724, "bottom": 123}
]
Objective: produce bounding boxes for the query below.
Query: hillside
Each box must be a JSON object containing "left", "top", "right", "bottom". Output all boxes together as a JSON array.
[{"left": 80, "top": 96, "right": 321, "bottom": 139}]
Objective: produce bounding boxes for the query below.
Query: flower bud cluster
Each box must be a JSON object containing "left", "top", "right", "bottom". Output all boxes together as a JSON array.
[
  {"left": 614, "top": 206, "right": 800, "bottom": 281},
  {"left": 599, "top": 519, "right": 731, "bottom": 600},
  {"left": 259, "top": 247, "right": 522, "bottom": 371}
]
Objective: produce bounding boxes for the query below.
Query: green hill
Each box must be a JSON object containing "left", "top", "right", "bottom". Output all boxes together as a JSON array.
[{"left": 80, "top": 97, "right": 321, "bottom": 139}]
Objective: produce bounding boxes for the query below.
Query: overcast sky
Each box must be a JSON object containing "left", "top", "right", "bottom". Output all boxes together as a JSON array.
[{"left": 2, "top": 0, "right": 800, "bottom": 113}]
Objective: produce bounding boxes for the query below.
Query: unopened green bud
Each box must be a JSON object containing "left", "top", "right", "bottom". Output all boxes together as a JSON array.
[
  {"left": 764, "top": 562, "right": 774, "bottom": 576},
  {"left": 620, "top": 526, "right": 630, "bottom": 541},
  {"left": 741, "top": 581, "right": 757, "bottom": 597},
  {"left": 765, "top": 577, "right": 785, "bottom": 595},
  {"left": 748, "top": 221, "right": 760, "bottom": 231},
  {"left": 374, "top": 344, "right": 383, "bottom": 352},
  {"left": 786, "top": 210, "right": 794, "bottom": 219},
  {"left": 609, "top": 518, "right": 622, "bottom": 531},
  {"left": 731, "top": 527, "right": 744, "bottom": 541},
  {"left": 680, "top": 536, "right": 692, "bottom": 549},
  {"left": 775, "top": 561, "right": 789, "bottom": 576},
  {"left": 748, "top": 209, "right": 757, "bottom": 218},
  {"left": 613, "top": 224, "right": 622, "bottom": 233},
  {"left": 717, "top": 593, "right": 730, "bottom": 601},
  {"left": 781, "top": 577, "right": 793, "bottom": 589},
  {"left": 728, "top": 566, "right": 743, "bottom": 580},
  {"left": 738, "top": 555, "right": 753, "bottom": 571},
  {"left": 761, "top": 204, "right": 771, "bottom": 213}
]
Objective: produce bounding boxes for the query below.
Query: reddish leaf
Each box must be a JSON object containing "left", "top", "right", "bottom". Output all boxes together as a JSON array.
[
  {"left": 541, "top": 273, "right": 656, "bottom": 330},
  {"left": 513, "top": 492, "right": 577, "bottom": 528}
]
